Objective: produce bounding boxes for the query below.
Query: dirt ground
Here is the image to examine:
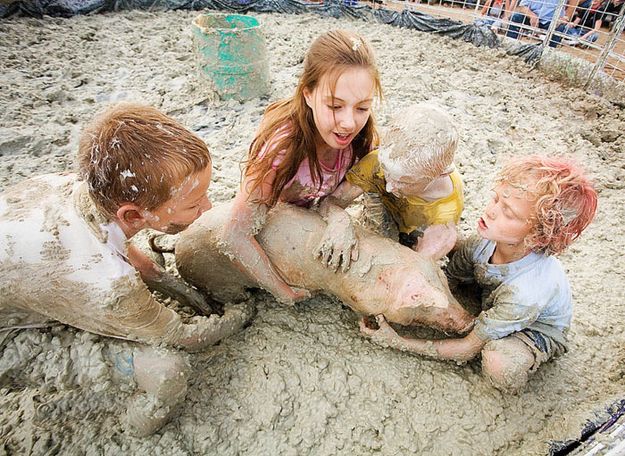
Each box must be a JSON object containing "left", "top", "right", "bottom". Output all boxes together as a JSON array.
[{"left": 0, "top": 9, "right": 624, "bottom": 455}]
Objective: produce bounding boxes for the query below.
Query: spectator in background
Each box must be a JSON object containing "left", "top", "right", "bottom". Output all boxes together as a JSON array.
[
  {"left": 562, "top": 0, "right": 625, "bottom": 46},
  {"left": 475, "top": 0, "right": 514, "bottom": 31},
  {"left": 506, "top": 0, "right": 569, "bottom": 47}
]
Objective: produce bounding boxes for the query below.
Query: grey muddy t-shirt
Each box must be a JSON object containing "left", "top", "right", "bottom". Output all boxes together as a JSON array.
[{"left": 446, "top": 235, "right": 571, "bottom": 346}]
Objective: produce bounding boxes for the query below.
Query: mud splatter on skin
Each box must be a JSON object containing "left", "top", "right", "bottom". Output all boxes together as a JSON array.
[{"left": 1, "top": 10, "right": 624, "bottom": 455}]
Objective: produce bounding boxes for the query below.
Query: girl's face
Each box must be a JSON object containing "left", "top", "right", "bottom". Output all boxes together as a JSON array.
[
  {"left": 477, "top": 183, "right": 535, "bottom": 246},
  {"left": 304, "top": 67, "right": 375, "bottom": 151}
]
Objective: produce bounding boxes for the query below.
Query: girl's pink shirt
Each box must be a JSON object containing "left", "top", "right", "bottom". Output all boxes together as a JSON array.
[{"left": 260, "top": 127, "right": 354, "bottom": 207}]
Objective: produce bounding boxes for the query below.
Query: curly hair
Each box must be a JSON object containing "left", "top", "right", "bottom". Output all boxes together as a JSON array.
[{"left": 497, "top": 155, "right": 597, "bottom": 255}]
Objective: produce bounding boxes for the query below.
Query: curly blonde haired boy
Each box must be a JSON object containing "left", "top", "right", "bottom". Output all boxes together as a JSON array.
[{"left": 361, "top": 155, "right": 597, "bottom": 392}]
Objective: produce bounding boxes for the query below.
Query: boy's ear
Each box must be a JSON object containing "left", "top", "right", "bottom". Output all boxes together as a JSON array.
[{"left": 116, "top": 203, "right": 148, "bottom": 231}]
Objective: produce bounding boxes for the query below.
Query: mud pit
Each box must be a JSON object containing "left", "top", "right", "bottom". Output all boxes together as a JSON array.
[{"left": 1, "top": 10, "right": 624, "bottom": 455}]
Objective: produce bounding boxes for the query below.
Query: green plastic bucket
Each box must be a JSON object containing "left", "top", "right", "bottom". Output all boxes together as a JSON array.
[{"left": 192, "top": 13, "right": 270, "bottom": 101}]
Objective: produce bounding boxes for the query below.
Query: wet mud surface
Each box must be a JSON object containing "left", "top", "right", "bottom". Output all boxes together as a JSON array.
[{"left": 1, "top": 10, "right": 624, "bottom": 455}]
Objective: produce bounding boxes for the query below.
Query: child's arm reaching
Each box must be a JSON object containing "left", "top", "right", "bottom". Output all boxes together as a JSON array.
[
  {"left": 172, "top": 302, "right": 255, "bottom": 352},
  {"left": 414, "top": 222, "right": 458, "bottom": 260},
  {"left": 360, "top": 315, "right": 484, "bottom": 363},
  {"left": 127, "top": 244, "right": 216, "bottom": 316},
  {"left": 222, "top": 170, "right": 310, "bottom": 305},
  {"left": 114, "top": 290, "right": 253, "bottom": 353},
  {"left": 315, "top": 180, "right": 364, "bottom": 273}
]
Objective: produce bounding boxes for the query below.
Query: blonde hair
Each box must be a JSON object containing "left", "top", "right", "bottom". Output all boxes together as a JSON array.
[
  {"left": 245, "top": 29, "right": 382, "bottom": 206},
  {"left": 78, "top": 103, "right": 211, "bottom": 218},
  {"left": 498, "top": 155, "right": 597, "bottom": 255},
  {"left": 379, "top": 103, "right": 458, "bottom": 179}
]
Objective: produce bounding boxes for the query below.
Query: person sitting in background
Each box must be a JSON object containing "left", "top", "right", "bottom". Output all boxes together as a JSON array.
[
  {"left": 562, "top": 0, "right": 624, "bottom": 47},
  {"left": 506, "top": 0, "right": 569, "bottom": 47},
  {"left": 475, "top": 0, "right": 513, "bottom": 32}
]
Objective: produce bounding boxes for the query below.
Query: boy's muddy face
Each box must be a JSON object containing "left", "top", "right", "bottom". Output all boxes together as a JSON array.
[
  {"left": 304, "top": 67, "right": 374, "bottom": 151},
  {"left": 146, "top": 167, "right": 212, "bottom": 234},
  {"left": 381, "top": 160, "right": 453, "bottom": 198},
  {"left": 384, "top": 172, "right": 431, "bottom": 198},
  {"left": 477, "top": 183, "right": 535, "bottom": 245}
]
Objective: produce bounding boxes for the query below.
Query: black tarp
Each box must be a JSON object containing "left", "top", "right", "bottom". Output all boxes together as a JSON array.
[{"left": 0, "top": 0, "right": 504, "bottom": 49}]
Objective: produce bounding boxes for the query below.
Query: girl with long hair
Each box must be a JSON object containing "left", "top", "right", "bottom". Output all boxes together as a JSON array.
[{"left": 222, "top": 29, "right": 383, "bottom": 304}]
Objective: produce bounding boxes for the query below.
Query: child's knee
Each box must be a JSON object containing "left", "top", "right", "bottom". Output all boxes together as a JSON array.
[
  {"left": 481, "top": 338, "right": 534, "bottom": 393},
  {"left": 133, "top": 347, "right": 190, "bottom": 401},
  {"left": 125, "top": 348, "right": 190, "bottom": 436}
]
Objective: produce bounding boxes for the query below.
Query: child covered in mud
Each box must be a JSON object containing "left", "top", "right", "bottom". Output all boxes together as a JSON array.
[
  {"left": 361, "top": 155, "right": 597, "bottom": 392},
  {"left": 223, "top": 29, "right": 383, "bottom": 298},
  {"left": 0, "top": 103, "right": 252, "bottom": 435},
  {"left": 326, "top": 102, "right": 463, "bottom": 261}
]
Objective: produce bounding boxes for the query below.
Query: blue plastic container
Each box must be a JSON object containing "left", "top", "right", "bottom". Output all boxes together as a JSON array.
[{"left": 192, "top": 13, "right": 270, "bottom": 101}]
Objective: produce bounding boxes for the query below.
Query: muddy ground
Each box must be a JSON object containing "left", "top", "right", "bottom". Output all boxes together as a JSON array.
[{"left": 0, "top": 9, "right": 624, "bottom": 455}]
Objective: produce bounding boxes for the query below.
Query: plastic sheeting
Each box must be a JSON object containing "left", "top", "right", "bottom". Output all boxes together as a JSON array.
[
  {"left": 0, "top": 0, "right": 500, "bottom": 49},
  {"left": 549, "top": 399, "right": 625, "bottom": 456},
  {"left": 507, "top": 42, "right": 543, "bottom": 65}
]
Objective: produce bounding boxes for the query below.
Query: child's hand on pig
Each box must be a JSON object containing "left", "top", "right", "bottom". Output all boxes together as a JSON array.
[
  {"left": 415, "top": 223, "right": 457, "bottom": 260},
  {"left": 359, "top": 314, "right": 400, "bottom": 348},
  {"left": 314, "top": 211, "right": 359, "bottom": 273}
]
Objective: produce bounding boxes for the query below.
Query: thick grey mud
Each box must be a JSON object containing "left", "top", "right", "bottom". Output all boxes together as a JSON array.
[{"left": 1, "top": 10, "right": 624, "bottom": 455}]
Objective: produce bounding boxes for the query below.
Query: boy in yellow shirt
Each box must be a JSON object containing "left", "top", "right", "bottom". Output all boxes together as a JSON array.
[{"left": 317, "top": 103, "right": 463, "bottom": 270}]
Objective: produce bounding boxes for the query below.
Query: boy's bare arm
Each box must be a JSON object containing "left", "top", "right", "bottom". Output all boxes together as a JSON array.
[
  {"left": 480, "top": 0, "right": 494, "bottom": 15},
  {"left": 502, "top": 0, "right": 513, "bottom": 19},
  {"left": 126, "top": 244, "right": 215, "bottom": 316},
  {"left": 414, "top": 222, "right": 458, "bottom": 260},
  {"left": 517, "top": 5, "right": 539, "bottom": 26},
  {"left": 360, "top": 315, "right": 484, "bottom": 363}
]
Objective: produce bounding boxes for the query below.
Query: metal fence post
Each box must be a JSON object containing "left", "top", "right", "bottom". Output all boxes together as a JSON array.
[{"left": 584, "top": 4, "right": 625, "bottom": 89}]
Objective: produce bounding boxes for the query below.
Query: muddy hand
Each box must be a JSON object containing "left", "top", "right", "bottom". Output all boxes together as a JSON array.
[
  {"left": 314, "top": 216, "right": 359, "bottom": 273},
  {"left": 148, "top": 271, "right": 216, "bottom": 316},
  {"left": 182, "top": 301, "right": 256, "bottom": 352},
  {"left": 415, "top": 223, "right": 457, "bottom": 260},
  {"left": 222, "top": 300, "right": 257, "bottom": 330},
  {"left": 359, "top": 314, "right": 398, "bottom": 348}
]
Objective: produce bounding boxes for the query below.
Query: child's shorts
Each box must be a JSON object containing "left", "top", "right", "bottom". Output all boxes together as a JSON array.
[{"left": 511, "top": 328, "right": 568, "bottom": 372}]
